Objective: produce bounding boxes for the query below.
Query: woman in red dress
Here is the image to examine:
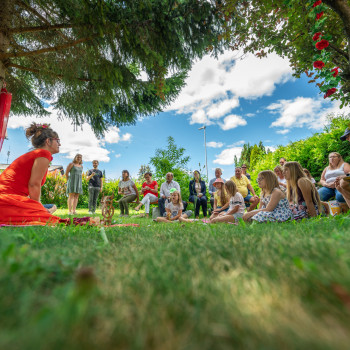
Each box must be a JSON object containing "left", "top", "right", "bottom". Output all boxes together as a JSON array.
[{"left": 0, "top": 122, "right": 62, "bottom": 225}]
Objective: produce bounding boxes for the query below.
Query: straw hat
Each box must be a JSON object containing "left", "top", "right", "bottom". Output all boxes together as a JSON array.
[{"left": 213, "top": 178, "right": 225, "bottom": 187}]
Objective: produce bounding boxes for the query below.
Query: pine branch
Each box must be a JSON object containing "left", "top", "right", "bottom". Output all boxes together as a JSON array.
[
  {"left": 9, "top": 24, "right": 78, "bottom": 34},
  {"left": 1, "top": 36, "right": 97, "bottom": 59},
  {"left": 7, "top": 62, "right": 101, "bottom": 82}
]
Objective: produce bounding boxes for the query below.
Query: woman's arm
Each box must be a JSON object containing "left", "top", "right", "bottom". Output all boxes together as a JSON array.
[
  {"left": 213, "top": 198, "right": 218, "bottom": 211},
  {"left": 65, "top": 163, "right": 73, "bottom": 180},
  {"left": 243, "top": 208, "right": 263, "bottom": 221},
  {"left": 28, "top": 157, "right": 51, "bottom": 202},
  {"left": 319, "top": 168, "right": 329, "bottom": 187},
  {"left": 298, "top": 178, "right": 318, "bottom": 217},
  {"left": 263, "top": 190, "right": 283, "bottom": 212},
  {"left": 133, "top": 184, "right": 140, "bottom": 202},
  {"left": 152, "top": 184, "right": 158, "bottom": 194},
  {"left": 189, "top": 181, "right": 194, "bottom": 196},
  {"left": 226, "top": 205, "right": 239, "bottom": 216}
]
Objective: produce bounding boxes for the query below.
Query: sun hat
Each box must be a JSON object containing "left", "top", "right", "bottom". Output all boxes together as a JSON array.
[
  {"left": 169, "top": 188, "right": 177, "bottom": 194},
  {"left": 340, "top": 127, "right": 350, "bottom": 141},
  {"left": 213, "top": 178, "right": 225, "bottom": 187}
]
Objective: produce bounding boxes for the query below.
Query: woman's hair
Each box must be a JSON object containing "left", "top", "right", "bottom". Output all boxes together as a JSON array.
[
  {"left": 274, "top": 165, "right": 283, "bottom": 174},
  {"left": 328, "top": 152, "right": 344, "bottom": 170},
  {"left": 73, "top": 154, "right": 83, "bottom": 164},
  {"left": 171, "top": 190, "right": 182, "bottom": 205},
  {"left": 259, "top": 170, "right": 279, "bottom": 197},
  {"left": 224, "top": 180, "right": 237, "bottom": 197},
  {"left": 284, "top": 161, "right": 321, "bottom": 208},
  {"left": 122, "top": 170, "right": 129, "bottom": 179},
  {"left": 25, "top": 122, "right": 58, "bottom": 148},
  {"left": 144, "top": 172, "right": 152, "bottom": 177},
  {"left": 193, "top": 170, "right": 201, "bottom": 180},
  {"left": 217, "top": 184, "right": 228, "bottom": 206}
]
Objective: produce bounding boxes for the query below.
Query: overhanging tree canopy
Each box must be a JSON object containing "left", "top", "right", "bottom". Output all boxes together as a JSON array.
[
  {"left": 0, "top": 0, "right": 227, "bottom": 135},
  {"left": 220, "top": 0, "right": 350, "bottom": 106}
]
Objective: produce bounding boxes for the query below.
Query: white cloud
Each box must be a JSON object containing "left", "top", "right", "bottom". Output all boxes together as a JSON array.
[
  {"left": 115, "top": 154, "right": 121, "bottom": 158},
  {"left": 7, "top": 108, "right": 132, "bottom": 162},
  {"left": 213, "top": 147, "right": 242, "bottom": 165},
  {"left": 276, "top": 129, "right": 290, "bottom": 135},
  {"left": 207, "top": 141, "right": 224, "bottom": 148},
  {"left": 167, "top": 51, "right": 293, "bottom": 129},
  {"left": 220, "top": 114, "right": 247, "bottom": 131},
  {"left": 269, "top": 97, "right": 350, "bottom": 131}
]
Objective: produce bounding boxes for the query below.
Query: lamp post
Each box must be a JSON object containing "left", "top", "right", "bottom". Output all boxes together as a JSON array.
[{"left": 198, "top": 126, "right": 208, "bottom": 180}]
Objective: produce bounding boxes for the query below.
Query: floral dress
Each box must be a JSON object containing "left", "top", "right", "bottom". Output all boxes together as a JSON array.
[
  {"left": 289, "top": 186, "right": 319, "bottom": 220},
  {"left": 251, "top": 188, "right": 293, "bottom": 223}
]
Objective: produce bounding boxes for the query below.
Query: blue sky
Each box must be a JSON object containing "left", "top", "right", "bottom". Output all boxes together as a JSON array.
[{"left": 1, "top": 51, "right": 349, "bottom": 181}]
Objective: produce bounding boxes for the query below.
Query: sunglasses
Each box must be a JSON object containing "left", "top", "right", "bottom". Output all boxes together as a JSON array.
[
  {"left": 51, "top": 138, "right": 61, "bottom": 144},
  {"left": 256, "top": 177, "right": 264, "bottom": 182}
]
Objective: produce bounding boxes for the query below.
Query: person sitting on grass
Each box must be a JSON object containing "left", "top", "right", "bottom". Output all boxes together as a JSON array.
[
  {"left": 283, "top": 161, "right": 321, "bottom": 220},
  {"left": 209, "top": 178, "right": 229, "bottom": 221},
  {"left": 209, "top": 180, "right": 245, "bottom": 224},
  {"left": 156, "top": 190, "right": 192, "bottom": 223},
  {"left": 43, "top": 204, "right": 57, "bottom": 214},
  {"left": 243, "top": 171, "right": 293, "bottom": 223},
  {"left": 135, "top": 172, "right": 158, "bottom": 218}
]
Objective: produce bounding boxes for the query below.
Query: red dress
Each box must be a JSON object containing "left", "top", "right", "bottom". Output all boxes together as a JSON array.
[{"left": 0, "top": 149, "right": 61, "bottom": 226}]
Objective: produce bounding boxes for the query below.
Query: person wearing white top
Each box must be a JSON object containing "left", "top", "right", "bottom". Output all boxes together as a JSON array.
[
  {"left": 318, "top": 152, "right": 350, "bottom": 204},
  {"left": 274, "top": 165, "right": 287, "bottom": 190},
  {"left": 158, "top": 172, "right": 187, "bottom": 216}
]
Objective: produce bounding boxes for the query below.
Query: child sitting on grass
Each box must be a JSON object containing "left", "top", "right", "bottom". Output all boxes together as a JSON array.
[
  {"left": 209, "top": 178, "right": 229, "bottom": 220},
  {"left": 243, "top": 170, "right": 293, "bottom": 223},
  {"left": 209, "top": 180, "right": 245, "bottom": 224},
  {"left": 156, "top": 190, "right": 192, "bottom": 223}
]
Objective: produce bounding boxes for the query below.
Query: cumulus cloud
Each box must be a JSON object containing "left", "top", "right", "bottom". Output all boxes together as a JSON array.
[
  {"left": 220, "top": 114, "right": 247, "bottom": 131},
  {"left": 167, "top": 51, "right": 293, "bottom": 129},
  {"left": 207, "top": 141, "right": 224, "bottom": 148},
  {"left": 269, "top": 97, "right": 350, "bottom": 131},
  {"left": 115, "top": 154, "right": 121, "bottom": 158},
  {"left": 7, "top": 108, "right": 132, "bottom": 162},
  {"left": 213, "top": 147, "right": 243, "bottom": 165},
  {"left": 276, "top": 129, "right": 290, "bottom": 135}
]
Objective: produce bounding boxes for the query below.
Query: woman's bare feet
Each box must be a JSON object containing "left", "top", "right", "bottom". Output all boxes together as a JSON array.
[{"left": 135, "top": 204, "right": 142, "bottom": 211}]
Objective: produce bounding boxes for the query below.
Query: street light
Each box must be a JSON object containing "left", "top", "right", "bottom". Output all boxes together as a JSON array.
[{"left": 198, "top": 126, "right": 208, "bottom": 180}]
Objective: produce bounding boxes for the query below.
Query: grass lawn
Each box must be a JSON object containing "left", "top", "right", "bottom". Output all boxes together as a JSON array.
[{"left": 1, "top": 209, "right": 350, "bottom": 349}]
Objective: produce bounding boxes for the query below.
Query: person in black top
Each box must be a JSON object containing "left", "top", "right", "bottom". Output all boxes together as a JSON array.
[
  {"left": 189, "top": 170, "right": 207, "bottom": 219},
  {"left": 86, "top": 160, "right": 104, "bottom": 214}
]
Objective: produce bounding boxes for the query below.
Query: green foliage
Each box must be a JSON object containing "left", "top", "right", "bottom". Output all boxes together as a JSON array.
[
  {"left": 1, "top": 215, "right": 350, "bottom": 348},
  {"left": 247, "top": 114, "right": 350, "bottom": 193},
  {"left": 2, "top": 0, "right": 229, "bottom": 135}
]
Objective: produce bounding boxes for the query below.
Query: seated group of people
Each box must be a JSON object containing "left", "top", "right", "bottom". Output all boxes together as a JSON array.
[{"left": 0, "top": 122, "right": 349, "bottom": 226}]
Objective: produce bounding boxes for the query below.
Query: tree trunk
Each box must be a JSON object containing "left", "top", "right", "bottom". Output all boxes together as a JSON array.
[{"left": 0, "top": 0, "right": 11, "bottom": 82}]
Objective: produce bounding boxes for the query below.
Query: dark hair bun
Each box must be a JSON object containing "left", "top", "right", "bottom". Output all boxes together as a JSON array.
[{"left": 25, "top": 122, "right": 39, "bottom": 138}]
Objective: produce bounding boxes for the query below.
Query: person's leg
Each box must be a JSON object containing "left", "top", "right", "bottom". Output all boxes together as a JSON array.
[
  {"left": 156, "top": 217, "right": 170, "bottom": 223},
  {"left": 200, "top": 196, "right": 207, "bottom": 217},
  {"left": 211, "top": 214, "right": 235, "bottom": 224},
  {"left": 67, "top": 193, "right": 74, "bottom": 213},
  {"left": 144, "top": 194, "right": 157, "bottom": 214},
  {"left": 92, "top": 187, "right": 100, "bottom": 213},
  {"left": 88, "top": 187, "right": 94, "bottom": 212},
  {"left": 119, "top": 196, "right": 126, "bottom": 215},
  {"left": 72, "top": 193, "right": 79, "bottom": 213},
  {"left": 123, "top": 194, "right": 137, "bottom": 215},
  {"left": 248, "top": 196, "right": 259, "bottom": 212},
  {"left": 182, "top": 200, "right": 188, "bottom": 212},
  {"left": 318, "top": 187, "right": 335, "bottom": 201},
  {"left": 189, "top": 195, "right": 200, "bottom": 218},
  {"left": 158, "top": 197, "right": 166, "bottom": 216},
  {"left": 210, "top": 197, "right": 214, "bottom": 209}
]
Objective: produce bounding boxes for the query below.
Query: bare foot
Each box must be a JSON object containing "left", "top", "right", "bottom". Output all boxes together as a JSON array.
[{"left": 135, "top": 205, "right": 142, "bottom": 211}]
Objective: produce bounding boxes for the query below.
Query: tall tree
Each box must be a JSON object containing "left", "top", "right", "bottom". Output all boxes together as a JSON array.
[
  {"left": 0, "top": 0, "right": 227, "bottom": 135},
  {"left": 220, "top": 0, "right": 350, "bottom": 105},
  {"left": 149, "top": 136, "right": 190, "bottom": 178}
]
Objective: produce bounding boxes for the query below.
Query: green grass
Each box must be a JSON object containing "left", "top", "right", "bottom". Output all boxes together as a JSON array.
[{"left": 1, "top": 210, "right": 350, "bottom": 349}]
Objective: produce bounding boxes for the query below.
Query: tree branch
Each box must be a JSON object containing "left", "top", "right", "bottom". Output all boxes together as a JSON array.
[
  {"left": 328, "top": 42, "right": 349, "bottom": 60},
  {"left": 9, "top": 23, "right": 78, "bottom": 35},
  {"left": 0, "top": 36, "right": 97, "bottom": 60},
  {"left": 15, "top": 0, "right": 71, "bottom": 42},
  {"left": 7, "top": 62, "right": 101, "bottom": 82}
]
